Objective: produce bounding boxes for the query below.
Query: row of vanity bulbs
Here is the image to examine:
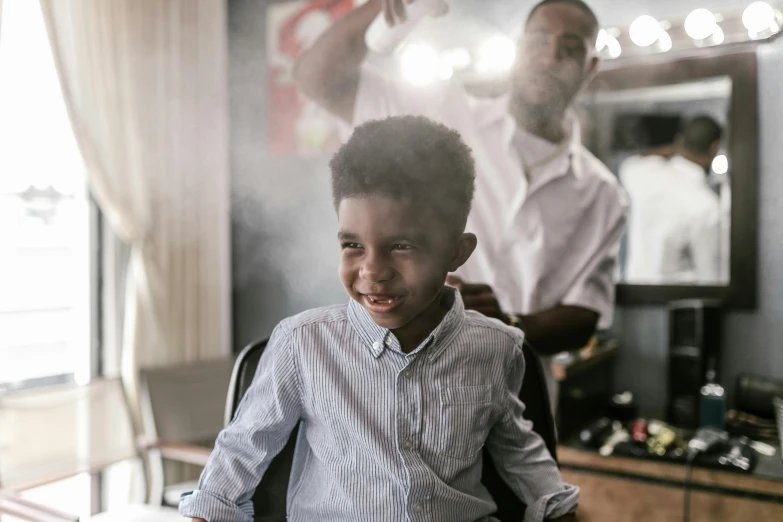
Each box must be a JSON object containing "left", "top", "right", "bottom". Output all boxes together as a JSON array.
[
  {"left": 396, "top": 2, "right": 781, "bottom": 86},
  {"left": 597, "top": 1, "right": 782, "bottom": 59}
]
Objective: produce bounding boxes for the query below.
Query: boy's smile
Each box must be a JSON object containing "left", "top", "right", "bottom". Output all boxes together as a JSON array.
[
  {"left": 362, "top": 294, "right": 404, "bottom": 314},
  {"left": 337, "top": 194, "right": 475, "bottom": 351}
]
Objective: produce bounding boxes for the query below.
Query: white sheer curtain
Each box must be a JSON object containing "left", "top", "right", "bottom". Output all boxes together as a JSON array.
[{"left": 39, "top": 0, "right": 232, "bottom": 425}]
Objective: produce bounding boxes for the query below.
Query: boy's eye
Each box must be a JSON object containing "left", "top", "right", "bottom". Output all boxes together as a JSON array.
[
  {"left": 341, "top": 242, "right": 362, "bottom": 250},
  {"left": 392, "top": 244, "right": 413, "bottom": 251}
]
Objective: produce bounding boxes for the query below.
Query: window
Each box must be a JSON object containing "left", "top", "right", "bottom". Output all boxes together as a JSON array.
[
  {"left": 0, "top": 0, "right": 94, "bottom": 391},
  {"left": 0, "top": 1, "right": 102, "bottom": 518}
]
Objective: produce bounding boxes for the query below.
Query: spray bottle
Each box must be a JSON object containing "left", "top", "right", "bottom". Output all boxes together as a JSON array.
[{"left": 365, "top": 0, "right": 448, "bottom": 55}]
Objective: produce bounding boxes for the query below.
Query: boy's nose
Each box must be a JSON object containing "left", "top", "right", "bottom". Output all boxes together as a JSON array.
[{"left": 360, "top": 253, "right": 394, "bottom": 283}]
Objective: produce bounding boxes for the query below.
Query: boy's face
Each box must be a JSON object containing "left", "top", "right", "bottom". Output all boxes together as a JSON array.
[{"left": 337, "top": 194, "right": 476, "bottom": 336}]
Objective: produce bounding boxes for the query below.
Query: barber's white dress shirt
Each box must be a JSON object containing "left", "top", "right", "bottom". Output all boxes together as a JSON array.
[
  {"left": 620, "top": 154, "right": 722, "bottom": 284},
  {"left": 348, "top": 66, "right": 628, "bottom": 406}
]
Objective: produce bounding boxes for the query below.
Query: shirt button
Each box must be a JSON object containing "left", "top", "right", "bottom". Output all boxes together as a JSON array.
[
  {"left": 404, "top": 369, "right": 412, "bottom": 379},
  {"left": 414, "top": 502, "right": 423, "bottom": 513},
  {"left": 372, "top": 341, "right": 380, "bottom": 350},
  {"left": 403, "top": 438, "right": 412, "bottom": 449}
]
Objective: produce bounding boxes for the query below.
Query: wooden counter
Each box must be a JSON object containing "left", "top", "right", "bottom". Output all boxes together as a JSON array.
[
  {"left": 549, "top": 340, "right": 783, "bottom": 520},
  {"left": 558, "top": 445, "right": 783, "bottom": 522}
]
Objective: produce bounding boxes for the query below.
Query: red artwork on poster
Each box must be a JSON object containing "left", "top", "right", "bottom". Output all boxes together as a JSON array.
[{"left": 267, "top": 0, "right": 358, "bottom": 156}]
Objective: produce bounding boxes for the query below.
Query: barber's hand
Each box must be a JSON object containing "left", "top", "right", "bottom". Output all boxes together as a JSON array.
[
  {"left": 381, "top": 0, "right": 407, "bottom": 25},
  {"left": 381, "top": 0, "right": 448, "bottom": 26},
  {"left": 446, "top": 275, "right": 506, "bottom": 323}
]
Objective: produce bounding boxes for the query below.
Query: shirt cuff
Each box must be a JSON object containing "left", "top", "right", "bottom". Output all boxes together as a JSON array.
[
  {"left": 561, "top": 286, "right": 614, "bottom": 330},
  {"left": 179, "top": 489, "right": 254, "bottom": 522},
  {"left": 523, "top": 483, "right": 580, "bottom": 522}
]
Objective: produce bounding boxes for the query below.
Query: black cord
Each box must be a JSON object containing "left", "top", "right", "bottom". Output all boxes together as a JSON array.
[{"left": 683, "top": 450, "right": 699, "bottom": 522}]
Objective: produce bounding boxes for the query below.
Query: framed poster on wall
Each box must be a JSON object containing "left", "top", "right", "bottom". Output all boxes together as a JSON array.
[{"left": 267, "top": 0, "right": 359, "bottom": 156}]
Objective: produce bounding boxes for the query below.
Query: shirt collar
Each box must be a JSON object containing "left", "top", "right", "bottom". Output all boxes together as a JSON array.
[
  {"left": 479, "top": 94, "right": 584, "bottom": 180},
  {"left": 347, "top": 286, "right": 465, "bottom": 362}
]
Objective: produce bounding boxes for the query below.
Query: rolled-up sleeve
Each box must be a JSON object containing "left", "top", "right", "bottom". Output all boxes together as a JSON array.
[
  {"left": 485, "top": 342, "right": 579, "bottom": 522},
  {"left": 179, "top": 323, "right": 302, "bottom": 522}
]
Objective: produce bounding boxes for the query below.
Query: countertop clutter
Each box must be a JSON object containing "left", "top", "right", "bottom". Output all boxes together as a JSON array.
[
  {"left": 574, "top": 417, "right": 764, "bottom": 472},
  {"left": 557, "top": 416, "right": 783, "bottom": 522}
]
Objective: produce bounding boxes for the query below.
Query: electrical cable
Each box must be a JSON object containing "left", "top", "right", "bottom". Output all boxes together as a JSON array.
[{"left": 683, "top": 449, "right": 699, "bottom": 522}]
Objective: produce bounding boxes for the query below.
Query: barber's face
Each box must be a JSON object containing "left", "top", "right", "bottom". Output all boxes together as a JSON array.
[{"left": 512, "top": 3, "right": 599, "bottom": 114}]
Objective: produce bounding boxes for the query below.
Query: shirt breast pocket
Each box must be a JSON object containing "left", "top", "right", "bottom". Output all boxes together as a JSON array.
[{"left": 436, "top": 385, "right": 493, "bottom": 460}]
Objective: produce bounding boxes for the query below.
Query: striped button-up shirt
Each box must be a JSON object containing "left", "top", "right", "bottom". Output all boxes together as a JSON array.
[{"left": 179, "top": 288, "right": 578, "bottom": 522}]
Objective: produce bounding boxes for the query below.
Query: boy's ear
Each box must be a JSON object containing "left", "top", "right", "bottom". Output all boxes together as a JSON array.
[{"left": 449, "top": 233, "right": 477, "bottom": 272}]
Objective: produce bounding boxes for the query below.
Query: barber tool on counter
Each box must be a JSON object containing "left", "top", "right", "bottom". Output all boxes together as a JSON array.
[
  {"left": 647, "top": 420, "right": 678, "bottom": 456},
  {"left": 631, "top": 419, "right": 648, "bottom": 443},
  {"left": 608, "top": 391, "right": 638, "bottom": 422},
  {"left": 579, "top": 417, "right": 614, "bottom": 448},
  {"left": 573, "top": 416, "right": 760, "bottom": 473},
  {"left": 722, "top": 373, "right": 782, "bottom": 459},
  {"left": 570, "top": 374, "right": 773, "bottom": 470},
  {"left": 599, "top": 426, "right": 630, "bottom": 456},
  {"left": 700, "top": 380, "right": 727, "bottom": 430}
]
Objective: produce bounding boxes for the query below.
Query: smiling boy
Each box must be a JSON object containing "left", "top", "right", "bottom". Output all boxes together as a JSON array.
[{"left": 180, "top": 116, "right": 579, "bottom": 522}]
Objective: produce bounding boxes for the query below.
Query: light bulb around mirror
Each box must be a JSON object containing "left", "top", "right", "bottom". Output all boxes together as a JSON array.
[
  {"left": 711, "top": 24, "right": 725, "bottom": 45},
  {"left": 684, "top": 8, "right": 717, "bottom": 40},
  {"left": 476, "top": 35, "right": 516, "bottom": 73},
  {"left": 606, "top": 34, "right": 622, "bottom": 58},
  {"left": 712, "top": 154, "right": 729, "bottom": 175},
  {"left": 440, "top": 47, "right": 472, "bottom": 70},
  {"left": 596, "top": 29, "right": 608, "bottom": 51},
  {"left": 629, "top": 15, "right": 661, "bottom": 47},
  {"left": 437, "top": 61, "right": 454, "bottom": 80},
  {"left": 657, "top": 30, "right": 672, "bottom": 52},
  {"left": 596, "top": 29, "right": 621, "bottom": 58},
  {"left": 743, "top": 1, "right": 775, "bottom": 33},
  {"left": 400, "top": 43, "right": 439, "bottom": 86}
]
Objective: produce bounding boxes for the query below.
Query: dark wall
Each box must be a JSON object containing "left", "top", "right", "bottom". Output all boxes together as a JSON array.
[
  {"left": 228, "top": 0, "right": 783, "bottom": 414},
  {"left": 229, "top": 0, "right": 345, "bottom": 352}
]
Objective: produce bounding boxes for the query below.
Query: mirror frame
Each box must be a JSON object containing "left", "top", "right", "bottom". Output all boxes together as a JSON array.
[{"left": 584, "top": 47, "right": 759, "bottom": 309}]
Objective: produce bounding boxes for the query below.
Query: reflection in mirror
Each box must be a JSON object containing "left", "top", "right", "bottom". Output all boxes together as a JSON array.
[{"left": 579, "top": 78, "right": 731, "bottom": 286}]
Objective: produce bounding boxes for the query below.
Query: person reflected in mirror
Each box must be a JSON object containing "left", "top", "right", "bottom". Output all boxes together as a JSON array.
[
  {"left": 293, "top": 0, "right": 628, "bottom": 414},
  {"left": 620, "top": 115, "right": 724, "bottom": 284}
]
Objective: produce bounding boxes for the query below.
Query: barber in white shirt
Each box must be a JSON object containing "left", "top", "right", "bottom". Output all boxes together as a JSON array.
[
  {"left": 294, "top": 0, "right": 627, "bottom": 408},
  {"left": 620, "top": 115, "right": 724, "bottom": 284}
]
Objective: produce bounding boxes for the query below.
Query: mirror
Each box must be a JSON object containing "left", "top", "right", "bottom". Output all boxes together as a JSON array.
[
  {"left": 579, "top": 78, "right": 731, "bottom": 286},
  {"left": 578, "top": 49, "right": 758, "bottom": 308}
]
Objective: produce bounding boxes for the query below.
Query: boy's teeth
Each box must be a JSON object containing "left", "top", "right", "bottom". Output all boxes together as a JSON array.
[{"left": 369, "top": 296, "right": 394, "bottom": 304}]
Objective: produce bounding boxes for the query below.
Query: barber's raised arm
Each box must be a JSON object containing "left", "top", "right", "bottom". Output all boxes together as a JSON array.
[
  {"left": 294, "top": 0, "right": 460, "bottom": 126},
  {"left": 293, "top": 0, "right": 381, "bottom": 124}
]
